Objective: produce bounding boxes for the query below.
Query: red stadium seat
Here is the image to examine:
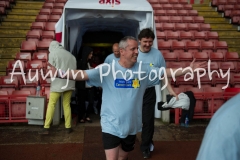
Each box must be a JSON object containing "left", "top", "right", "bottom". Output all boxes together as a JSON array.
[
  {"left": 147, "top": 0, "right": 159, "bottom": 4},
  {"left": 174, "top": 23, "right": 187, "bottom": 31},
  {"left": 186, "top": 41, "right": 200, "bottom": 54},
  {"left": 188, "top": 10, "right": 198, "bottom": 16},
  {"left": 45, "top": 0, "right": 55, "bottom": 2},
  {"left": 166, "top": 10, "right": 177, "bottom": 16},
  {"left": 48, "top": 15, "right": 61, "bottom": 22},
  {"left": 158, "top": 0, "right": 169, "bottom": 4},
  {"left": 42, "top": 2, "right": 53, "bottom": 9},
  {"left": 209, "top": 52, "right": 224, "bottom": 61},
  {"left": 199, "top": 23, "right": 211, "bottom": 31},
  {"left": 193, "top": 52, "right": 209, "bottom": 61},
  {"left": 207, "top": 100, "right": 225, "bottom": 113},
  {"left": 55, "top": 0, "right": 68, "bottom": 3},
  {"left": 227, "top": 0, "right": 237, "bottom": 5},
  {"left": 214, "top": 41, "right": 228, "bottom": 54},
  {"left": 183, "top": 4, "right": 193, "bottom": 10},
  {"left": 187, "top": 23, "right": 200, "bottom": 32},
  {"left": 172, "top": 41, "right": 185, "bottom": 53},
  {"left": 155, "top": 10, "right": 166, "bottom": 16},
  {"left": 225, "top": 52, "right": 239, "bottom": 61},
  {"left": 162, "top": 52, "right": 178, "bottom": 61},
  {"left": 31, "top": 22, "right": 45, "bottom": 30},
  {"left": 35, "top": 15, "right": 49, "bottom": 22},
  {"left": 158, "top": 41, "right": 171, "bottom": 53},
  {"left": 0, "top": 75, "right": 18, "bottom": 89},
  {"left": 169, "top": 0, "right": 179, "bottom": 4},
  {"left": 37, "top": 40, "right": 52, "bottom": 52},
  {"left": 194, "top": 16, "right": 204, "bottom": 23},
  {"left": 44, "top": 22, "right": 56, "bottom": 31},
  {"left": 158, "top": 16, "right": 170, "bottom": 22},
  {"left": 162, "top": 4, "right": 173, "bottom": 10},
  {"left": 172, "top": 4, "right": 183, "bottom": 10},
  {"left": 231, "top": 73, "right": 240, "bottom": 86},
  {"left": 179, "top": 31, "right": 193, "bottom": 42},
  {"left": 53, "top": 2, "right": 64, "bottom": 9},
  {"left": 51, "top": 8, "right": 63, "bottom": 15},
  {"left": 15, "top": 52, "right": 31, "bottom": 62},
  {"left": 19, "top": 74, "right": 39, "bottom": 89},
  {"left": 166, "top": 31, "right": 179, "bottom": 41},
  {"left": 156, "top": 31, "right": 166, "bottom": 40},
  {"left": 20, "top": 41, "right": 37, "bottom": 53},
  {"left": 41, "top": 31, "right": 55, "bottom": 40},
  {"left": 209, "top": 61, "right": 219, "bottom": 70},
  {"left": 152, "top": 4, "right": 162, "bottom": 10},
  {"left": 200, "top": 41, "right": 214, "bottom": 54},
  {"left": 178, "top": 52, "right": 193, "bottom": 61},
  {"left": 155, "top": 23, "right": 162, "bottom": 31},
  {"left": 194, "top": 32, "right": 207, "bottom": 42},
  {"left": 179, "top": 0, "right": 188, "bottom": 4},
  {"left": 39, "top": 8, "right": 51, "bottom": 15},
  {"left": 26, "top": 30, "right": 42, "bottom": 40},
  {"left": 182, "top": 16, "right": 194, "bottom": 23},
  {"left": 177, "top": 10, "right": 188, "bottom": 16},
  {"left": 170, "top": 16, "right": 182, "bottom": 23},
  {"left": 162, "top": 23, "right": 174, "bottom": 31},
  {"left": 32, "top": 52, "right": 48, "bottom": 62},
  {"left": 219, "top": 61, "right": 235, "bottom": 72},
  {"left": 206, "top": 32, "right": 219, "bottom": 41},
  {"left": 26, "top": 60, "right": 44, "bottom": 73}
]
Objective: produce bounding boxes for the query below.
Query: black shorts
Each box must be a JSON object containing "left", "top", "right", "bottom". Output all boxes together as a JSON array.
[{"left": 102, "top": 132, "right": 136, "bottom": 152}]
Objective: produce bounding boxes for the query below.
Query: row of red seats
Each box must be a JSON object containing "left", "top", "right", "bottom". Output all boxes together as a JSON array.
[
  {"left": 156, "top": 23, "right": 211, "bottom": 32},
  {"left": 155, "top": 16, "right": 204, "bottom": 23},
  {"left": 212, "top": 0, "right": 240, "bottom": 6},
  {"left": 163, "top": 51, "right": 239, "bottom": 62},
  {"left": 155, "top": 9, "right": 198, "bottom": 16},
  {"left": 0, "top": 75, "right": 51, "bottom": 92},
  {"left": 42, "top": 2, "right": 64, "bottom": 9},
  {"left": 218, "top": 4, "right": 240, "bottom": 12},
  {"left": 152, "top": 3, "right": 192, "bottom": 10},
  {"left": 166, "top": 61, "right": 239, "bottom": 72},
  {"left": 26, "top": 30, "right": 55, "bottom": 41},
  {"left": 0, "top": 1, "right": 10, "bottom": 9},
  {"left": 148, "top": 0, "right": 188, "bottom": 4},
  {"left": 158, "top": 40, "right": 228, "bottom": 54},
  {"left": 15, "top": 52, "right": 48, "bottom": 62},
  {"left": 170, "top": 72, "right": 240, "bottom": 87},
  {"left": 20, "top": 40, "right": 51, "bottom": 53},
  {"left": 157, "top": 31, "right": 218, "bottom": 41},
  {"left": 39, "top": 8, "right": 63, "bottom": 15}
]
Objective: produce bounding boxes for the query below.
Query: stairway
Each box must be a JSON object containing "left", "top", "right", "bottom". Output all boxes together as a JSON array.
[
  {"left": 192, "top": 2, "right": 240, "bottom": 54},
  {"left": 0, "top": 0, "right": 43, "bottom": 76}
]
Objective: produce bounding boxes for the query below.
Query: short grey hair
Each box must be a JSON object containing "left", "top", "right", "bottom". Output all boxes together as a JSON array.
[{"left": 119, "top": 36, "right": 137, "bottom": 49}]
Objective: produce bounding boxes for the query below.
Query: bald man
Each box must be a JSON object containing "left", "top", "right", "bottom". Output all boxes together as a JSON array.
[{"left": 104, "top": 43, "right": 120, "bottom": 64}]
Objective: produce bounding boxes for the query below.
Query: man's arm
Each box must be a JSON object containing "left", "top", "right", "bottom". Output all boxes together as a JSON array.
[
  {"left": 48, "top": 62, "right": 89, "bottom": 81},
  {"left": 163, "top": 78, "right": 179, "bottom": 100}
]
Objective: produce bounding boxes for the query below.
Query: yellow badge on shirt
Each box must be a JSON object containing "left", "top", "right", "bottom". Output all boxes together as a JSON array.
[
  {"left": 150, "top": 63, "right": 154, "bottom": 67},
  {"left": 132, "top": 78, "right": 140, "bottom": 89}
]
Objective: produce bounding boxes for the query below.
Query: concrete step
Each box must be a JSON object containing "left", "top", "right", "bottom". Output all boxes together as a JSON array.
[
  {"left": 3, "top": 18, "right": 34, "bottom": 22},
  {"left": 229, "top": 47, "right": 240, "bottom": 53},
  {"left": 0, "top": 48, "right": 20, "bottom": 55},
  {"left": 8, "top": 12, "right": 38, "bottom": 16},
  {"left": 0, "top": 29, "right": 28, "bottom": 35},
  {"left": 1, "top": 21, "right": 32, "bottom": 27},
  {"left": 218, "top": 31, "right": 240, "bottom": 38},
  {"left": 0, "top": 26, "right": 30, "bottom": 30},
  {"left": 15, "top": 1, "right": 43, "bottom": 8},
  {"left": 220, "top": 38, "right": 240, "bottom": 47},
  {"left": 192, "top": 4, "right": 209, "bottom": 7},
  {"left": 6, "top": 14, "right": 36, "bottom": 20},
  {"left": 0, "top": 34, "right": 26, "bottom": 38},
  {"left": 0, "top": 72, "right": 6, "bottom": 76},
  {"left": 210, "top": 24, "right": 238, "bottom": 31},
  {"left": 11, "top": 8, "right": 40, "bottom": 13},
  {"left": 192, "top": 6, "right": 215, "bottom": 11},
  {"left": 0, "top": 54, "right": 16, "bottom": 59},
  {"left": 198, "top": 11, "right": 222, "bottom": 17},
  {"left": 0, "top": 38, "right": 25, "bottom": 47},
  {"left": 204, "top": 17, "right": 228, "bottom": 23}
]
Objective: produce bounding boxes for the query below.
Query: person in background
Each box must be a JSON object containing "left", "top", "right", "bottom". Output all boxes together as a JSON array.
[
  {"left": 197, "top": 93, "right": 240, "bottom": 160},
  {"left": 76, "top": 46, "right": 94, "bottom": 123},
  {"left": 137, "top": 28, "right": 168, "bottom": 158},
  {"left": 104, "top": 43, "right": 120, "bottom": 64},
  {"left": 39, "top": 41, "right": 76, "bottom": 134}
]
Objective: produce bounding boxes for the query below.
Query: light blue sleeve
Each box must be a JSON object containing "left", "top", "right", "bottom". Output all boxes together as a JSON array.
[{"left": 85, "top": 68, "right": 102, "bottom": 87}]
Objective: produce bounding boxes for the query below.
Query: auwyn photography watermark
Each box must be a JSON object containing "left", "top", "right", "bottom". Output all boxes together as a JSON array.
[{"left": 9, "top": 60, "right": 231, "bottom": 90}]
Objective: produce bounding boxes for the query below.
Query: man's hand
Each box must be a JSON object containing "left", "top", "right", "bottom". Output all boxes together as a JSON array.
[
  {"left": 169, "top": 90, "right": 179, "bottom": 101},
  {"left": 190, "top": 58, "right": 207, "bottom": 71}
]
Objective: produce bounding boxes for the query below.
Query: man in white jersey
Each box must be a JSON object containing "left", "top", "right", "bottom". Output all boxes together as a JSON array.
[
  {"left": 104, "top": 43, "right": 120, "bottom": 64},
  {"left": 137, "top": 28, "right": 166, "bottom": 158},
  {"left": 48, "top": 36, "right": 206, "bottom": 160}
]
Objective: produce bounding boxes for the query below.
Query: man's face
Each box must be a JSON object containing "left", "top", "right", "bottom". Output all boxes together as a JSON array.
[
  {"left": 139, "top": 37, "right": 153, "bottom": 53},
  {"left": 113, "top": 45, "right": 120, "bottom": 58},
  {"left": 120, "top": 40, "right": 139, "bottom": 64}
]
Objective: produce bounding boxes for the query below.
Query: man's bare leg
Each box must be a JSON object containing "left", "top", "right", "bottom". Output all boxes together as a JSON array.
[{"left": 105, "top": 145, "right": 129, "bottom": 160}]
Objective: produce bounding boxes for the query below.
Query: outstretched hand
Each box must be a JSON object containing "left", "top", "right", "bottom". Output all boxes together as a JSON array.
[{"left": 190, "top": 58, "right": 207, "bottom": 71}]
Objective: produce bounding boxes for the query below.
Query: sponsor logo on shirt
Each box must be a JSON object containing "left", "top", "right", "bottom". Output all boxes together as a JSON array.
[
  {"left": 150, "top": 63, "right": 154, "bottom": 67},
  {"left": 115, "top": 78, "right": 140, "bottom": 88}
]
